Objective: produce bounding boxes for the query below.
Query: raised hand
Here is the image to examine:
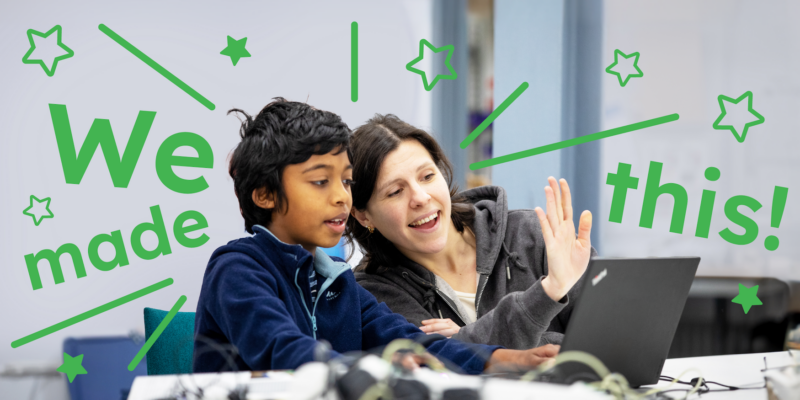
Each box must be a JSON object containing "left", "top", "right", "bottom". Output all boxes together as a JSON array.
[{"left": 534, "top": 177, "right": 593, "bottom": 301}]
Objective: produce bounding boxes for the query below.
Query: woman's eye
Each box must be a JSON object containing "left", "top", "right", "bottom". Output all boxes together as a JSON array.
[
  {"left": 343, "top": 179, "right": 355, "bottom": 187},
  {"left": 388, "top": 188, "right": 402, "bottom": 198},
  {"left": 424, "top": 173, "right": 435, "bottom": 181},
  {"left": 312, "top": 180, "right": 329, "bottom": 186}
]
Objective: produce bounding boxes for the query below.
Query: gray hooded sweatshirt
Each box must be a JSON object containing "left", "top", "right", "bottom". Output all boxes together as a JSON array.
[{"left": 355, "top": 185, "right": 596, "bottom": 350}]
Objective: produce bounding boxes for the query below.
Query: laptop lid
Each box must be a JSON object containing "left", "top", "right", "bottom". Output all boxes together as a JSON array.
[{"left": 559, "top": 257, "right": 700, "bottom": 387}]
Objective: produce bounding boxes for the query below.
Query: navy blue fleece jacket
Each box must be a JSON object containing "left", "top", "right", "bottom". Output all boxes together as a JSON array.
[{"left": 193, "top": 225, "right": 500, "bottom": 374}]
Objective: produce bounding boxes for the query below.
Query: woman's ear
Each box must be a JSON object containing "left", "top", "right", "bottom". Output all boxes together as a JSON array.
[
  {"left": 351, "top": 207, "right": 370, "bottom": 228},
  {"left": 252, "top": 187, "right": 275, "bottom": 210}
]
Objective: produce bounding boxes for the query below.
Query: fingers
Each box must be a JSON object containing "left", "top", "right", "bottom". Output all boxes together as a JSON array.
[
  {"left": 540, "top": 358, "right": 557, "bottom": 369},
  {"left": 421, "top": 328, "right": 457, "bottom": 337},
  {"left": 525, "top": 355, "right": 556, "bottom": 369},
  {"left": 420, "top": 318, "right": 455, "bottom": 329},
  {"left": 434, "top": 328, "right": 458, "bottom": 338},
  {"left": 543, "top": 186, "right": 560, "bottom": 233},
  {"left": 421, "top": 318, "right": 451, "bottom": 325},
  {"left": 420, "top": 322, "right": 450, "bottom": 332},
  {"left": 399, "top": 354, "right": 422, "bottom": 371},
  {"left": 533, "top": 344, "right": 561, "bottom": 358},
  {"left": 523, "top": 344, "right": 560, "bottom": 368},
  {"left": 548, "top": 177, "right": 564, "bottom": 223},
  {"left": 577, "top": 210, "right": 593, "bottom": 245},
  {"left": 488, "top": 346, "right": 562, "bottom": 371},
  {"left": 419, "top": 319, "right": 460, "bottom": 336},
  {"left": 535, "top": 207, "right": 554, "bottom": 246},
  {"left": 560, "top": 179, "right": 573, "bottom": 222}
]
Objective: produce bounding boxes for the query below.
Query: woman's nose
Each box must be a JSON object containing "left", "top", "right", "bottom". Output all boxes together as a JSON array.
[{"left": 408, "top": 182, "right": 431, "bottom": 208}]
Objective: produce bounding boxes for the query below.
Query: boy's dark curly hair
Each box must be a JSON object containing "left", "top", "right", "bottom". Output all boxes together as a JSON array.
[{"left": 228, "top": 98, "right": 351, "bottom": 234}]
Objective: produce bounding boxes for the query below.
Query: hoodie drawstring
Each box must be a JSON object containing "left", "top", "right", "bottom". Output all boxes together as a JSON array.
[
  {"left": 402, "top": 271, "right": 438, "bottom": 316},
  {"left": 501, "top": 242, "right": 524, "bottom": 280}
]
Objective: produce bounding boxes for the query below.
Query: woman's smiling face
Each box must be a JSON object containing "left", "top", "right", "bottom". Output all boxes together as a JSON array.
[{"left": 359, "top": 140, "right": 453, "bottom": 256}]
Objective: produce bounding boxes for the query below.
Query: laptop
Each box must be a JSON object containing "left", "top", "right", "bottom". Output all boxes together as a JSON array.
[{"left": 553, "top": 257, "right": 700, "bottom": 387}]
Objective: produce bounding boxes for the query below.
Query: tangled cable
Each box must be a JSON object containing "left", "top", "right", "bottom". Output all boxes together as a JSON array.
[{"left": 520, "top": 351, "right": 705, "bottom": 400}]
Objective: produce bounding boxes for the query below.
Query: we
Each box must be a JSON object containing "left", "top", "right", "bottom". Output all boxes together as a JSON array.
[{"left": 49, "top": 104, "right": 213, "bottom": 194}]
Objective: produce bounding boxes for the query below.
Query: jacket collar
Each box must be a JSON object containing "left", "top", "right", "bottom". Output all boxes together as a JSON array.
[
  {"left": 313, "top": 247, "right": 351, "bottom": 280},
  {"left": 253, "top": 225, "right": 350, "bottom": 279},
  {"left": 252, "top": 224, "right": 313, "bottom": 272}
]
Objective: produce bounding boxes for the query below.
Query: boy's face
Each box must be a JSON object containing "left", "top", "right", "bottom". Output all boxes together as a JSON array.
[{"left": 258, "top": 148, "right": 353, "bottom": 253}]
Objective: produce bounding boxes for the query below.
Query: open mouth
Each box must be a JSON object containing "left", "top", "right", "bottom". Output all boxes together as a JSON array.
[
  {"left": 324, "top": 215, "right": 347, "bottom": 234},
  {"left": 408, "top": 211, "right": 440, "bottom": 230}
]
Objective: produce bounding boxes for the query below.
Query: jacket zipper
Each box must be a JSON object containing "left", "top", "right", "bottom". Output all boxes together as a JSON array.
[
  {"left": 475, "top": 273, "right": 488, "bottom": 317},
  {"left": 294, "top": 269, "right": 318, "bottom": 338},
  {"left": 433, "top": 287, "right": 467, "bottom": 324},
  {"left": 294, "top": 263, "right": 349, "bottom": 340}
]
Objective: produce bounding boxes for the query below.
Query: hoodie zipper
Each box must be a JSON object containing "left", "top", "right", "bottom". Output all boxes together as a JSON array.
[
  {"left": 433, "top": 287, "right": 466, "bottom": 323},
  {"left": 475, "top": 273, "right": 489, "bottom": 317}
]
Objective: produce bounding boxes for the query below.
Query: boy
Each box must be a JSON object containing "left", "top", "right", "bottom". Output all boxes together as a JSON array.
[{"left": 193, "top": 98, "right": 556, "bottom": 374}]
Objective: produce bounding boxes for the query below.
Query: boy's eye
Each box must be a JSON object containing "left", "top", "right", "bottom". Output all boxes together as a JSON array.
[
  {"left": 343, "top": 179, "right": 355, "bottom": 187},
  {"left": 312, "top": 179, "right": 329, "bottom": 186}
]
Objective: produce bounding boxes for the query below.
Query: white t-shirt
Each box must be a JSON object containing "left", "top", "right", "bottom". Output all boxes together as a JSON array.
[{"left": 451, "top": 289, "right": 477, "bottom": 323}]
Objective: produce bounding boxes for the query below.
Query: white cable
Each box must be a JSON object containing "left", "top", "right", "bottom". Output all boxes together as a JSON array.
[{"left": 520, "top": 351, "right": 707, "bottom": 400}]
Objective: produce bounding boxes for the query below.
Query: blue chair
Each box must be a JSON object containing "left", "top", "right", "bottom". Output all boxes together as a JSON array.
[
  {"left": 143, "top": 308, "right": 196, "bottom": 375},
  {"left": 63, "top": 336, "right": 147, "bottom": 400}
]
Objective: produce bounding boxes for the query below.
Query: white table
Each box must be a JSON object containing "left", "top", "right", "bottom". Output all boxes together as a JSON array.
[
  {"left": 129, "top": 352, "right": 797, "bottom": 400},
  {"left": 645, "top": 351, "right": 796, "bottom": 399}
]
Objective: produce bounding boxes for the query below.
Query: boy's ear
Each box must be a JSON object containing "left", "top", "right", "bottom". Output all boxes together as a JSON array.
[
  {"left": 351, "top": 208, "right": 370, "bottom": 228},
  {"left": 252, "top": 187, "right": 276, "bottom": 210}
]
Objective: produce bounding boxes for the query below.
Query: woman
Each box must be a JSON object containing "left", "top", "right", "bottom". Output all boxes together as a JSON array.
[{"left": 346, "top": 114, "right": 596, "bottom": 350}]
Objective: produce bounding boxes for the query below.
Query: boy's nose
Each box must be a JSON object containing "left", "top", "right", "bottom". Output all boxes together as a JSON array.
[{"left": 332, "top": 180, "right": 350, "bottom": 205}]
